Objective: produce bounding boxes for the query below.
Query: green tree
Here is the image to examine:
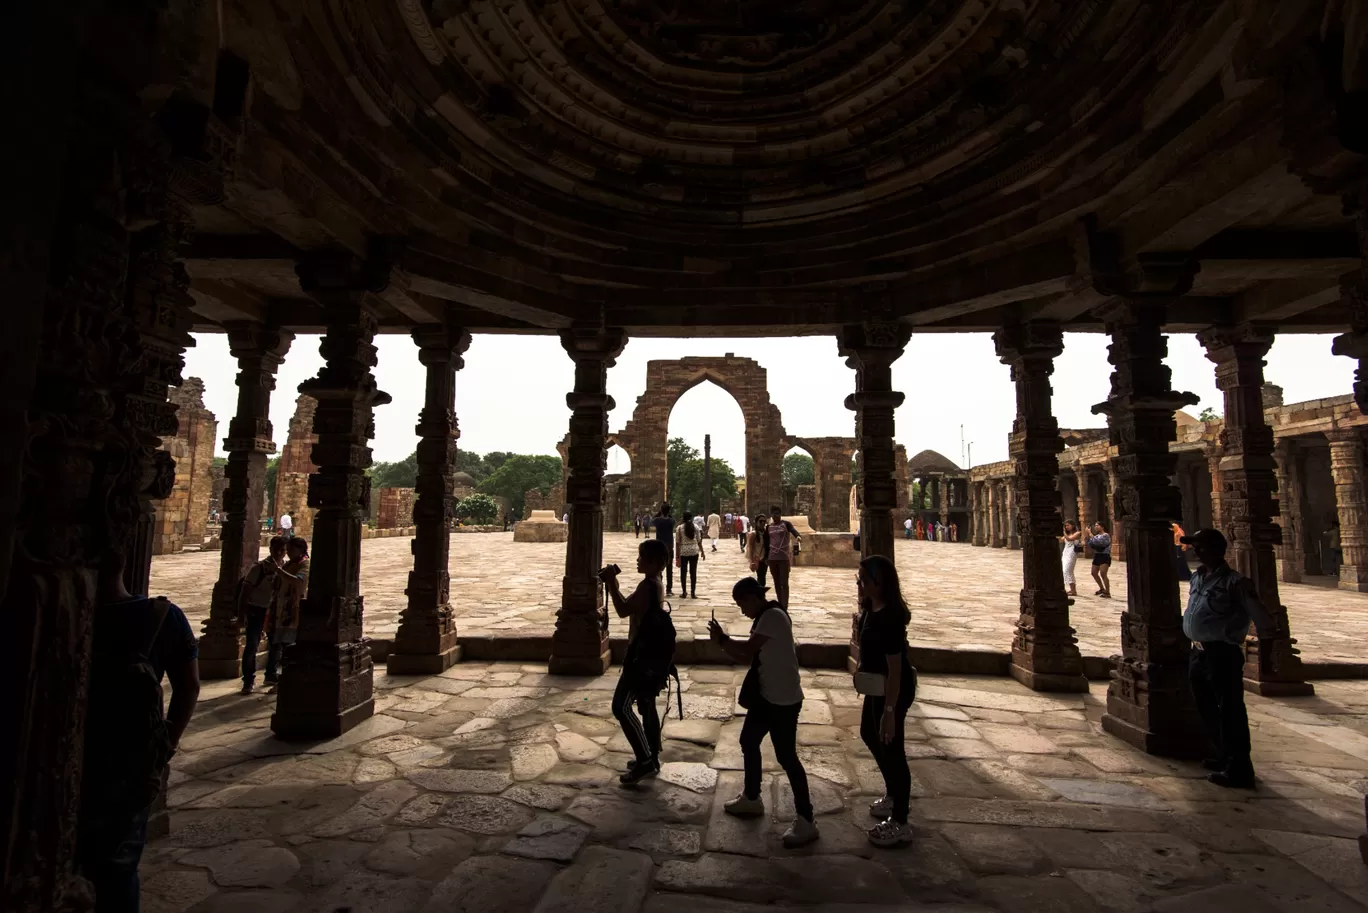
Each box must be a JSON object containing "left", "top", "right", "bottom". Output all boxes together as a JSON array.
[
  {"left": 478, "top": 454, "right": 563, "bottom": 518},
  {"left": 454, "top": 492, "right": 500, "bottom": 524},
  {"left": 455, "top": 449, "right": 488, "bottom": 481},
  {"left": 1198, "top": 407, "right": 1221, "bottom": 422},
  {"left": 670, "top": 457, "right": 737, "bottom": 514},
  {"left": 372, "top": 451, "right": 419, "bottom": 489},
  {"left": 666, "top": 437, "right": 699, "bottom": 501},
  {"left": 782, "top": 452, "right": 815, "bottom": 491},
  {"left": 483, "top": 451, "right": 516, "bottom": 472}
]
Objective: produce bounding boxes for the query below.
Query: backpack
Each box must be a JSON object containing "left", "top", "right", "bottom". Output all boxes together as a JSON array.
[
  {"left": 82, "top": 597, "right": 176, "bottom": 815},
  {"left": 626, "top": 585, "right": 683, "bottom": 719}
]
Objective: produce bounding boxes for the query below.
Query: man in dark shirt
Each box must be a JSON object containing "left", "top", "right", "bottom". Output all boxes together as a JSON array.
[
  {"left": 80, "top": 548, "right": 200, "bottom": 912},
  {"left": 652, "top": 503, "right": 676, "bottom": 596}
]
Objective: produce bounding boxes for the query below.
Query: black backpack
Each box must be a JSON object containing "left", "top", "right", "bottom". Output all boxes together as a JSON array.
[
  {"left": 82, "top": 597, "right": 176, "bottom": 815},
  {"left": 627, "top": 586, "right": 683, "bottom": 719}
]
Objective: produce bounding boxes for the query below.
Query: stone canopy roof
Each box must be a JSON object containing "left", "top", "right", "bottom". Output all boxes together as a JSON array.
[
  {"left": 177, "top": 2, "right": 1363, "bottom": 337},
  {"left": 908, "top": 450, "right": 962, "bottom": 475}
]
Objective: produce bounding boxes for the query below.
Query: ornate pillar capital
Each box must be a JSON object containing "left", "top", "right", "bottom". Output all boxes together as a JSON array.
[{"left": 412, "top": 323, "right": 473, "bottom": 367}]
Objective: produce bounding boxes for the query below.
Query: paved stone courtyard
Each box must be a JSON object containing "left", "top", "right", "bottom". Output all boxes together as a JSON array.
[
  {"left": 143, "top": 663, "right": 1368, "bottom": 912},
  {"left": 151, "top": 533, "right": 1368, "bottom": 665}
]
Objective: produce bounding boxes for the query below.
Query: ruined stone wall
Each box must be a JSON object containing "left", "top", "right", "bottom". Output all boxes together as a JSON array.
[
  {"left": 794, "top": 484, "right": 816, "bottom": 528},
  {"left": 524, "top": 483, "right": 566, "bottom": 519},
  {"left": 151, "top": 377, "right": 218, "bottom": 555},
  {"left": 376, "top": 487, "right": 416, "bottom": 529},
  {"left": 274, "top": 394, "right": 318, "bottom": 539}
]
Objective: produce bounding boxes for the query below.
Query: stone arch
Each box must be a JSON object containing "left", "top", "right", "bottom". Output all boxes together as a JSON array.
[
  {"left": 783, "top": 435, "right": 857, "bottom": 532},
  {"left": 614, "top": 356, "right": 787, "bottom": 518}
]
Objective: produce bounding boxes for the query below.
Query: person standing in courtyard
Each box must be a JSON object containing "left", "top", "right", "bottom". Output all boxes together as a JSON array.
[
  {"left": 710, "top": 577, "right": 819, "bottom": 848},
  {"left": 904, "top": 517, "right": 913, "bottom": 539},
  {"left": 269, "top": 537, "right": 310, "bottom": 682},
  {"left": 747, "top": 513, "right": 768, "bottom": 586},
  {"left": 738, "top": 513, "right": 749, "bottom": 551},
  {"left": 764, "top": 506, "right": 800, "bottom": 610},
  {"left": 653, "top": 503, "right": 676, "bottom": 597},
  {"left": 675, "top": 511, "right": 705, "bottom": 598},
  {"left": 279, "top": 511, "right": 292, "bottom": 539},
  {"left": 949, "top": 521, "right": 958, "bottom": 543},
  {"left": 239, "top": 535, "right": 287, "bottom": 693},
  {"left": 601, "top": 538, "right": 670, "bottom": 784},
  {"left": 852, "top": 554, "right": 917, "bottom": 847},
  {"left": 1059, "top": 520, "right": 1082, "bottom": 597},
  {"left": 1181, "top": 528, "right": 1280, "bottom": 789},
  {"left": 707, "top": 509, "right": 721, "bottom": 551},
  {"left": 80, "top": 545, "right": 201, "bottom": 912},
  {"left": 1087, "top": 522, "right": 1112, "bottom": 598}
]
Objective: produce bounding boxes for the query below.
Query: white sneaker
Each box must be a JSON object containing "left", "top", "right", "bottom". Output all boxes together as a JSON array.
[
  {"left": 723, "top": 794, "right": 765, "bottom": 817},
  {"left": 869, "top": 795, "right": 893, "bottom": 819},
  {"left": 867, "top": 818, "right": 913, "bottom": 848},
  {"left": 782, "top": 815, "right": 820, "bottom": 848}
]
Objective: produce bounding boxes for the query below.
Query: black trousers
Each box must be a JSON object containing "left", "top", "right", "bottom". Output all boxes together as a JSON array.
[
  {"left": 662, "top": 547, "right": 673, "bottom": 593},
  {"left": 756, "top": 557, "right": 768, "bottom": 587},
  {"left": 612, "top": 663, "right": 661, "bottom": 763},
  {"left": 1189, "top": 641, "right": 1252, "bottom": 772},
  {"left": 740, "top": 697, "right": 812, "bottom": 820},
  {"left": 861, "top": 690, "right": 915, "bottom": 823},
  {"left": 680, "top": 555, "right": 698, "bottom": 596},
  {"left": 241, "top": 607, "right": 280, "bottom": 684}
]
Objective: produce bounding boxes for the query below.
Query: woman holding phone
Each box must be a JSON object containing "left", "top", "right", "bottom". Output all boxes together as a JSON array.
[{"left": 852, "top": 554, "right": 917, "bottom": 847}]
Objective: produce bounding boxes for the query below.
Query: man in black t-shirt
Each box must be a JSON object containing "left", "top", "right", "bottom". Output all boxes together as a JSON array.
[{"left": 652, "top": 503, "right": 676, "bottom": 596}]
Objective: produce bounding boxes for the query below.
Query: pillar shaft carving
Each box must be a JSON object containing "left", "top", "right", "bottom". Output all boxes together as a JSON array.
[
  {"left": 1327, "top": 428, "right": 1368, "bottom": 591},
  {"left": 390, "top": 325, "right": 472, "bottom": 675},
  {"left": 1206, "top": 443, "right": 1225, "bottom": 533},
  {"left": 840, "top": 322, "right": 911, "bottom": 562},
  {"left": 1074, "top": 465, "right": 1094, "bottom": 528},
  {"left": 995, "top": 323, "right": 1086, "bottom": 692},
  {"left": 1105, "top": 462, "right": 1126, "bottom": 562},
  {"left": 990, "top": 482, "right": 1006, "bottom": 547},
  {"left": 1092, "top": 298, "right": 1205, "bottom": 756},
  {"left": 550, "top": 327, "right": 628, "bottom": 675},
  {"left": 1331, "top": 209, "right": 1368, "bottom": 411},
  {"left": 971, "top": 482, "right": 988, "bottom": 546},
  {"left": 1273, "top": 440, "right": 1305, "bottom": 584},
  {"left": 1199, "top": 325, "right": 1311, "bottom": 695},
  {"left": 272, "top": 254, "right": 392, "bottom": 740},
  {"left": 199, "top": 326, "right": 294, "bottom": 678}
]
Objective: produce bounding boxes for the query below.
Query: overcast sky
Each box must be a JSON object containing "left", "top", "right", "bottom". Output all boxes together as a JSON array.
[{"left": 183, "top": 331, "right": 1348, "bottom": 474}]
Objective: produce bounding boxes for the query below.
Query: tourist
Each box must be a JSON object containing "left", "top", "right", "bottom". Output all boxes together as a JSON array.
[
  {"left": 270, "top": 537, "right": 310, "bottom": 678},
  {"left": 265, "top": 515, "right": 274, "bottom": 532},
  {"left": 852, "top": 554, "right": 917, "bottom": 848},
  {"left": 1181, "top": 528, "right": 1280, "bottom": 789},
  {"left": 949, "top": 522, "right": 958, "bottom": 543},
  {"left": 675, "top": 511, "right": 705, "bottom": 598},
  {"left": 653, "top": 503, "right": 676, "bottom": 596},
  {"left": 79, "top": 545, "right": 200, "bottom": 912},
  {"left": 600, "top": 538, "right": 670, "bottom": 784},
  {"left": 914, "top": 518, "right": 924, "bottom": 540},
  {"left": 903, "top": 517, "right": 913, "bottom": 539},
  {"left": 707, "top": 509, "right": 721, "bottom": 551},
  {"left": 764, "top": 506, "right": 801, "bottom": 609},
  {"left": 633, "top": 513, "right": 641, "bottom": 538},
  {"left": 562, "top": 511, "right": 569, "bottom": 524},
  {"left": 738, "top": 513, "right": 749, "bottom": 551},
  {"left": 1088, "top": 522, "right": 1112, "bottom": 598},
  {"left": 935, "top": 521, "right": 945, "bottom": 542},
  {"left": 1060, "top": 520, "right": 1082, "bottom": 597},
  {"left": 279, "top": 511, "right": 293, "bottom": 539},
  {"left": 747, "top": 514, "right": 768, "bottom": 585},
  {"left": 709, "top": 577, "right": 819, "bottom": 848},
  {"left": 693, "top": 512, "right": 706, "bottom": 538},
  {"left": 239, "top": 535, "right": 287, "bottom": 694}
]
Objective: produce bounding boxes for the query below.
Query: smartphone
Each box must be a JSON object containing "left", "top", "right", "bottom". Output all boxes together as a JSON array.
[{"left": 711, "top": 606, "right": 716, "bottom": 622}]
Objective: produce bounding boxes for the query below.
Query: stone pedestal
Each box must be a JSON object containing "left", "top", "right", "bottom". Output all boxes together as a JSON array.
[
  {"left": 550, "top": 327, "right": 627, "bottom": 675},
  {"left": 1327, "top": 428, "right": 1368, "bottom": 592},
  {"left": 995, "top": 323, "right": 1087, "bottom": 693},
  {"left": 272, "top": 253, "right": 391, "bottom": 740},
  {"left": 792, "top": 532, "right": 862, "bottom": 568},
  {"left": 199, "top": 326, "right": 293, "bottom": 678},
  {"left": 516, "top": 511, "right": 570, "bottom": 542},
  {"left": 1200, "top": 325, "right": 1312, "bottom": 696},
  {"left": 1092, "top": 295, "right": 1206, "bottom": 758},
  {"left": 1273, "top": 440, "right": 1305, "bottom": 584},
  {"left": 389, "top": 325, "right": 471, "bottom": 676}
]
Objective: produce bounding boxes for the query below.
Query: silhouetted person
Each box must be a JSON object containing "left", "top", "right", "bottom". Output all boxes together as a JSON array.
[
  {"left": 80, "top": 548, "right": 201, "bottom": 912},
  {"left": 239, "top": 535, "right": 287, "bottom": 693},
  {"left": 1182, "top": 528, "right": 1279, "bottom": 789},
  {"left": 602, "top": 539, "right": 671, "bottom": 784},
  {"left": 653, "top": 503, "right": 676, "bottom": 596}
]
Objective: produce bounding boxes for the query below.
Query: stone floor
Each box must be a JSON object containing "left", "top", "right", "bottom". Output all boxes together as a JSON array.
[
  {"left": 143, "top": 663, "right": 1368, "bottom": 913},
  {"left": 152, "top": 533, "right": 1368, "bottom": 665}
]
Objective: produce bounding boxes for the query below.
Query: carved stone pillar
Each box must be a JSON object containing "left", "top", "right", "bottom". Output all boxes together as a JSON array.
[
  {"left": 389, "top": 325, "right": 472, "bottom": 675},
  {"left": 1092, "top": 295, "right": 1205, "bottom": 757},
  {"left": 550, "top": 327, "right": 628, "bottom": 675},
  {"left": 1005, "top": 485, "right": 1019, "bottom": 549},
  {"left": 971, "top": 482, "right": 988, "bottom": 546},
  {"left": 995, "top": 323, "right": 1087, "bottom": 692},
  {"left": 199, "top": 326, "right": 294, "bottom": 678},
  {"left": 1206, "top": 443, "right": 1225, "bottom": 533},
  {"left": 1273, "top": 439, "right": 1305, "bottom": 584},
  {"left": 1326, "top": 428, "right": 1368, "bottom": 592},
  {"left": 1105, "top": 462, "right": 1126, "bottom": 561},
  {"left": 840, "top": 322, "right": 911, "bottom": 561},
  {"left": 272, "top": 253, "right": 392, "bottom": 740},
  {"left": 989, "top": 483, "right": 1004, "bottom": 547},
  {"left": 1199, "top": 325, "right": 1312, "bottom": 696},
  {"left": 1074, "top": 465, "right": 1094, "bottom": 529}
]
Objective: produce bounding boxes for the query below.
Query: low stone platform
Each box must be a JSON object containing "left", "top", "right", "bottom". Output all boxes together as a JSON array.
[
  {"left": 514, "top": 511, "right": 568, "bottom": 543},
  {"left": 142, "top": 665, "right": 1368, "bottom": 912}
]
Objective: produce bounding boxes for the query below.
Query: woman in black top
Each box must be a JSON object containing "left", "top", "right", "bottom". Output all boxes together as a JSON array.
[{"left": 855, "top": 554, "right": 917, "bottom": 848}]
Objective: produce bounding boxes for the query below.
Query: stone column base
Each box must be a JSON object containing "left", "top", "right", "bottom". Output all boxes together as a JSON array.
[
  {"left": 1100, "top": 712, "right": 1203, "bottom": 759},
  {"left": 548, "top": 648, "right": 611, "bottom": 676},
  {"left": 1008, "top": 661, "right": 1089, "bottom": 693},
  {"left": 1276, "top": 557, "right": 1303, "bottom": 584},
  {"left": 270, "top": 642, "right": 375, "bottom": 741},
  {"left": 1340, "top": 566, "right": 1368, "bottom": 591},
  {"left": 388, "top": 644, "right": 462, "bottom": 675},
  {"left": 1243, "top": 678, "right": 1315, "bottom": 697},
  {"left": 198, "top": 655, "right": 244, "bottom": 679}
]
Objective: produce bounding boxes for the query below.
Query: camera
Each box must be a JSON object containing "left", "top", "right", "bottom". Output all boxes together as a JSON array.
[{"left": 597, "top": 564, "right": 621, "bottom": 582}]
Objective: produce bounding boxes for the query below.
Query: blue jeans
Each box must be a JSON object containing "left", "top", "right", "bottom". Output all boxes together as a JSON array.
[
  {"left": 241, "top": 607, "right": 280, "bottom": 685},
  {"left": 80, "top": 805, "right": 150, "bottom": 912}
]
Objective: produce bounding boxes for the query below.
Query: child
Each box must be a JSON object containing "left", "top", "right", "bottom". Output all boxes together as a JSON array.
[
  {"left": 601, "top": 538, "right": 671, "bottom": 784},
  {"left": 708, "top": 577, "right": 819, "bottom": 848}
]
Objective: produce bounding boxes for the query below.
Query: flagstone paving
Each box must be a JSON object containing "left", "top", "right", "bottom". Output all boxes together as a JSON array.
[
  {"left": 152, "top": 533, "right": 1368, "bottom": 665},
  {"left": 143, "top": 664, "right": 1368, "bottom": 913}
]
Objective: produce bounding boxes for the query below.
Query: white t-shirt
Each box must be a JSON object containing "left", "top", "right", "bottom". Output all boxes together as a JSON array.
[
  {"left": 739, "top": 516, "right": 750, "bottom": 533},
  {"left": 753, "top": 606, "right": 803, "bottom": 706},
  {"left": 280, "top": 514, "right": 293, "bottom": 530},
  {"left": 904, "top": 518, "right": 913, "bottom": 530}
]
